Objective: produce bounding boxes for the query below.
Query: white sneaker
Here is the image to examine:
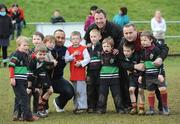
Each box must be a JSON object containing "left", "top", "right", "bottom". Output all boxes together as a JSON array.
[
  {"left": 53, "top": 99, "right": 65, "bottom": 112},
  {"left": 45, "top": 109, "right": 49, "bottom": 114}
]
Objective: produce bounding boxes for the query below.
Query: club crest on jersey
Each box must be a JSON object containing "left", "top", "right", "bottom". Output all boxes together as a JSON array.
[
  {"left": 110, "top": 58, "right": 114, "bottom": 64},
  {"left": 150, "top": 53, "right": 154, "bottom": 59}
]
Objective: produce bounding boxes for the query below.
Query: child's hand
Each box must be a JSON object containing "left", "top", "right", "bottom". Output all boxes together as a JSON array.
[
  {"left": 35, "top": 88, "right": 40, "bottom": 93},
  {"left": 113, "top": 49, "right": 119, "bottom": 55},
  {"left": 86, "top": 43, "right": 92, "bottom": 48},
  {"left": 134, "top": 63, "right": 145, "bottom": 71},
  {"left": 127, "top": 70, "right": 132, "bottom": 75},
  {"left": 153, "top": 58, "right": 163, "bottom": 67},
  {"left": 52, "top": 60, "right": 58, "bottom": 66},
  {"left": 26, "top": 88, "right": 32, "bottom": 94},
  {"left": 158, "top": 74, "right": 164, "bottom": 83},
  {"left": 10, "top": 78, "right": 16, "bottom": 86},
  {"left": 138, "top": 76, "right": 143, "bottom": 84},
  {"left": 75, "top": 61, "right": 81, "bottom": 67},
  {"left": 72, "top": 50, "right": 80, "bottom": 57},
  {"left": 48, "top": 86, "right": 54, "bottom": 94}
]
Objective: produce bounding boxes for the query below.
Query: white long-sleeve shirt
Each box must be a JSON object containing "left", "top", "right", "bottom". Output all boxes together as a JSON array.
[
  {"left": 151, "top": 17, "right": 167, "bottom": 39},
  {"left": 65, "top": 45, "right": 90, "bottom": 67}
]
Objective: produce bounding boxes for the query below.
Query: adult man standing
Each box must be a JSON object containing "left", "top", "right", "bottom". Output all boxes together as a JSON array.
[
  {"left": 119, "top": 23, "right": 169, "bottom": 113},
  {"left": 51, "top": 29, "right": 74, "bottom": 112},
  {"left": 84, "top": 8, "right": 125, "bottom": 112}
]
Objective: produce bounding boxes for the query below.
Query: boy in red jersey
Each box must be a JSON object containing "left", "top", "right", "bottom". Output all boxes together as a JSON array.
[{"left": 65, "top": 31, "right": 90, "bottom": 114}]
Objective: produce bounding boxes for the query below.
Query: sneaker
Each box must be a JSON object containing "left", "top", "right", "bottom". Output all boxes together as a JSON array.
[
  {"left": 162, "top": 106, "right": 170, "bottom": 115},
  {"left": 158, "top": 110, "right": 163, "bottom": 115},
  {"left": 138, "top": 109, "right": 145, "bottom": 115},
  {"left": 45, "top": 109, "right": 49, "bottom": 114},
  {"left": 96, "top": 109, "right": 106, "bottom": 114},
  {"left": 117, "top": 109, "right": 125, "bottom": 114},
  {"left": 12, "top": 111, "right": 23, "bottom": 121},
  {"left": 26, "top": 115, "right": 39, "bottom": 121},
  {"left": 124, "top": 107, "right": 131, "bottom": 114},
  {"left": 73, "top": 109, "right": 87, "bottom": 114},
  {"left": 129, "top": 108, "right": 137, "bottom": 115},
  {"left": 87, "top": 108, "right": 94, "bottom": 113},
  {"left": 146, "top": 107, "right": 155, "bottom": 115},
  {"left": 37, "top": 111, "right": 48, "bottom": 118},
  {"left": 53, "top": 99, "right": 64, "bottom": 112}
]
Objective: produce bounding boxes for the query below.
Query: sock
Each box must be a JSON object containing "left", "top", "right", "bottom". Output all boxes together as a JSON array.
[
  {"left": 160, "top": 90, "right": 168, "bottom": 107},
  {"left": 131, "top": 102, "right": 137, "bottom": 109},
  {"left": 38, "top": 98, "right": 47, "bottom": 111},
  {"left": 139, "top": 103, "right": 144, "bottom": 110},
  {"left": 40, "top": 97, "right": 47, "bottom": 105},
  {"left": 148, "top": 92, "right": 155, "bottom": 109}
]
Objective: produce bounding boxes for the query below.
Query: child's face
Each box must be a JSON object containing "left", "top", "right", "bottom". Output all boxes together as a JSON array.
[
  {"left": 35, "top": 51, "right": 47, "bottom": 62},
  {"left": 102, "top": 43, "right": 112, "bottom": 53},
  {"left": 90, "top": 10, "right": 96, "bottom": 16},
  {"left": 123, "top": 46, "right": 134, "bottom": 58},
  {"left": 32, "top": 35, "right": 43, "bottom": 46},
  {"left": 54, "top": 11, "right": 60, "bottom": 17},
  {"left": 141, "top": 36, "right": 153, "bottom": 48},
  {"left": 70, "top": 35, "right": 81, "bottom": 47},
  {"left": 18, "top": 41, "right": 29, "bottom": 53},
  {"left": 90, "top": 32, "right": 101, "bottom": 45},
  {"left": 45, "top": 41, "right": 55, "bottom": 49}
]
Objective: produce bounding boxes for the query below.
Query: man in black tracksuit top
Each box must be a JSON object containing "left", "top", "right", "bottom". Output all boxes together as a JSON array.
[
  {"left": 51, "top": 29, "right": 74, "bottom": 112},
  {"left": 87, "top": 41, "right": 102, "bottom": 112}
]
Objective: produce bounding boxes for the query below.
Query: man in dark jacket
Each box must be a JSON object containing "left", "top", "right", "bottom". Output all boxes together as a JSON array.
[
  {"left": 51, "top": 29, "right": 74, "bottom": 112},
  {"left": 84, "top": 8, "right": 123, "bottom": 49}
]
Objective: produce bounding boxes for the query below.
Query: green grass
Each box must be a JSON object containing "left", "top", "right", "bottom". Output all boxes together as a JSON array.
[
  {"left": 0, "top": 0, "right": 180, "bottom": 123},
  {"left": 1, "top": 0, "right": 180, "bottom": 55},
  {"left": 0, "top": 57, "right": 180, "bottom": 124}
]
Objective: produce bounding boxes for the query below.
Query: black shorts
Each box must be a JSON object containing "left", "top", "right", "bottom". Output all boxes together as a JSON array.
[
  {"left": 145, "top": 77, "right": 166, "bottom": 91},
  {"left": 128, "top": 75, "right": 145, "bottom": 89}
]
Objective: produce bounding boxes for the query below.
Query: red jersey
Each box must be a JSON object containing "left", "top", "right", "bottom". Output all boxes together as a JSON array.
[{"left": 67, "top": 45, "right": 87, "bottom": 81}]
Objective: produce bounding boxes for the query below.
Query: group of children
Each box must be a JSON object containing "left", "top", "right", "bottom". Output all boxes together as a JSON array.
[
  {"left": 63, "top": 29, "right": 169, "bottom": 115},
  {"left": 8, "top": 28, "right": 169, "bottom": 121},
  {"left": 9, "top": 32, "right": 57, "bottom": 121}
]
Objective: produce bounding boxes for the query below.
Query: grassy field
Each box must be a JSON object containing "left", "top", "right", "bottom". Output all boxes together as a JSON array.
[
  {"left": 1, "top": 0, "right": 180, "bottom": 54},
  {"left": 0, "top": 57, "right": 180, "bottom": 124},
  {"left": 0, "top": 0, "right": 180, "bottom": 124}
]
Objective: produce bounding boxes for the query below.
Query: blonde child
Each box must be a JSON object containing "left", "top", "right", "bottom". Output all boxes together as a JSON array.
[
  {"left": 9, "top": 36, "right": 39, "bottom": 121},
  {"left": 86, "top": 29, "right": 102, "bottom": 113},
  {"left": 65, "top": 31, "right": 90, "bottom": 114}
]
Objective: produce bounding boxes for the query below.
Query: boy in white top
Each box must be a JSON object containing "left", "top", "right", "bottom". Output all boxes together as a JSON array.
[{"left": 65, "top": 31, "right": 90, "bottom": 114}]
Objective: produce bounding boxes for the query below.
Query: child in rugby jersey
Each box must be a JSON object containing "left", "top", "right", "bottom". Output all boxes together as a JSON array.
[
  {"left": 27, "top": 44, "right": 54, "bottom": 117},
  {"left": 86, "top": 29, "right": 102, "bottom": 113},
  {"left": 139, "top": 31, "right": 169, "bottom": 115},
  {"left": 96, "top": 37, "right": 124, "bottom": 114},
  {"left": 122, "top": 41, "right": 145, "bottom": 115},
  {"left": 9, "top": 36, "right": 39, "bottom": 121}
]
